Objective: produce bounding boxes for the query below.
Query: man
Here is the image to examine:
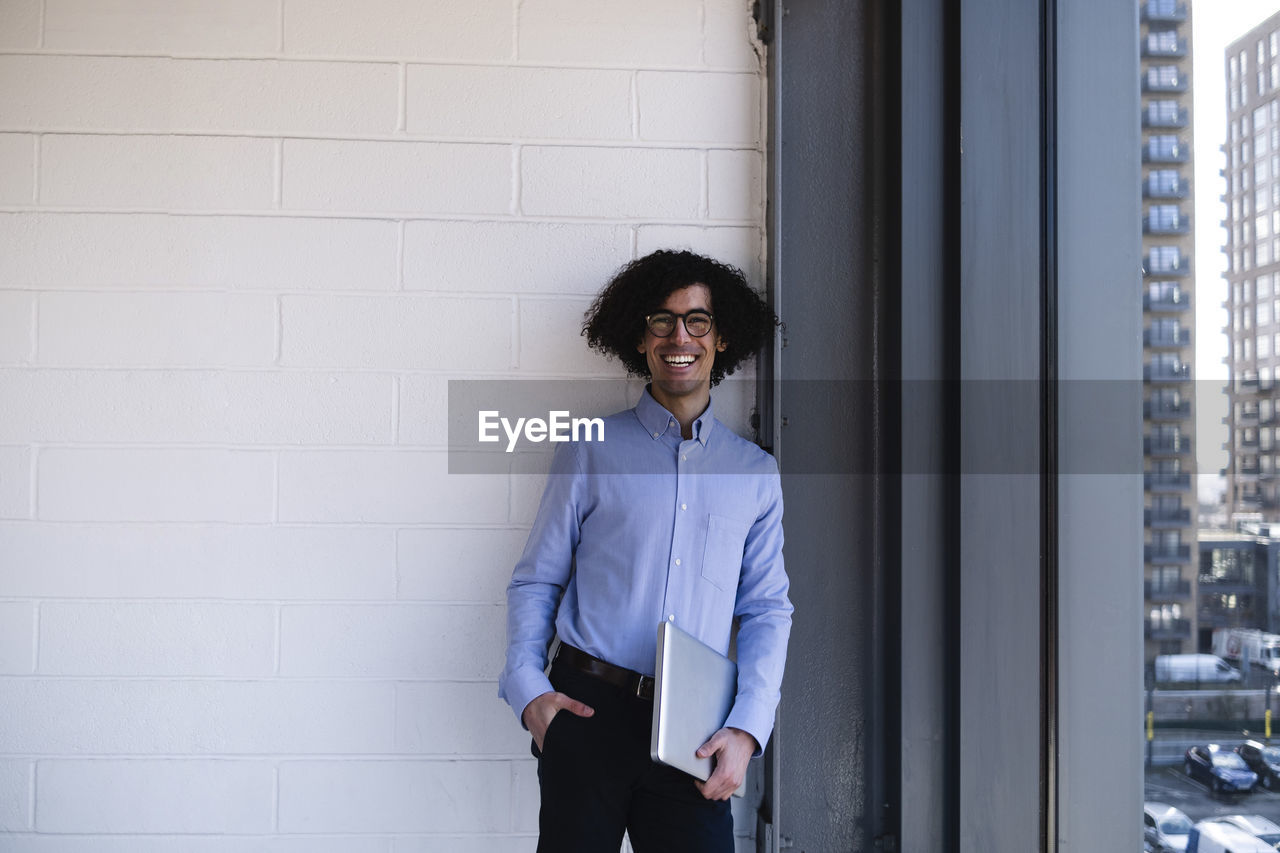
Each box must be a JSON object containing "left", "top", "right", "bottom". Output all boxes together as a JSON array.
[{"left": 499, "top": 250, "right": 792, "bottom": 852}]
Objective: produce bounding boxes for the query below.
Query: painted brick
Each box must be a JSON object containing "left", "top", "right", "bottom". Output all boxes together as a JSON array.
[
  {"left": 43, "top": 0, "right": 278, "bottom": 54},
  {"left": 0, "top": 760, "right": 30, "bottom": 831},
  {"left": 518, "top": 0, "right": 701, "bottom": 67},
  {"left": 278, "top": 451, "right": 509, "bottom": 525},
  {"left": 406, "top": 65, "right": 631, "bottom": 140},
  {"left": 0, "top": 680, "right": 395, "bottom": 754},
  {"left": 638, "top": 72, "right": 761, "bottom": 144},
  {"left": 511, "top": 759, "right": 539, "bottom": 833},
  {"left": 0, "top": 840, "right": 390, "bottom": 853},
  {"left": 636, "top": 225, "right": 763, "bottom": 287},
  {"left": 0, "top": 135, "right": 34, "bottom": 205},
  {"left": 402, "top": 221, "right": 631, "bottom": 295},
  {"left": 522, "top": 147, "right": 701, "bottom": 219},
  {"left": 40, "top": 135, "right": 274, "bottom": 211},
  {"left": 510, "top": 450, "right": 553, "bottom": 526},
  {"left": 284, "top": 0, "right": 510, "bottom": 61},
  {"left": 0, "top": 523, "right": 396, "bottom": 600},
  {"left": 518, "top": 298, "right": 622, "bottom": 374},
  {"left": 280, "top": 295, "right": 512, "bottom": 370},
  {"left": 282, "top": 139, "right": 511, "bottom": 215},
  {"left": 704, "top": 0, "right": 763, "bottom": 71},
  {"left": 396, "top": 528, "right": 526, "bottom": 602},
  {"left": 38, "top": 602, "right": 275, "bottom": 676},
  {"left": 0, "top": 0, "right": 39, "bottom": 49},
  {"left": 0, "top": 56, "right": 397, "bottom": 136},
  {"left": 394, "top": 682, "right": 528, "bottom": 754},
  {"left": 0, "top": 292, "right": 34, "bottom": 364},
  {"left": 277, "top": 760, "right": 510, "bottom": 833},
  {"left": 392, "top": 837, "right": 536, "bottom": 853},
  {"left": 0, "top": 602, "right": 34, "bottom": 675},
  {"left": 0, "top": 446, "right": 31, "bottom": 520},
  {"left": 278, "top": 603, "right": 505, "bottom": 678},
  {"left": 0, "top": 213, "right": 399, "bottom": 290},
  {"left": 36, "top": 759, "right": 274, "bottom": 833},
  {"left": 0, "top": 370, "right": 392, "bottom": 445},
  {"left": 37, "top": 449, "right": 273, "bottom": 523},
  {"left": 37, "top": 293, "right": 276, "bottom": 367},
  {"left": 397, "top": 374, "right": 449, "bottom": 446},
  {"left": 707, "top": 149, "right": 764, "bottom": 221}
]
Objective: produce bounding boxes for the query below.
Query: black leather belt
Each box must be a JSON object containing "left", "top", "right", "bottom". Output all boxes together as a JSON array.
[{"left": 554, "top": 643, "right": 655, "bottom": 701}]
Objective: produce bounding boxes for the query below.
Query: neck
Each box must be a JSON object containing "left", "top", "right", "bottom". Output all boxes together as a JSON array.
[{"left": 650, "top": 385, "right": 710, "bottom": 440}]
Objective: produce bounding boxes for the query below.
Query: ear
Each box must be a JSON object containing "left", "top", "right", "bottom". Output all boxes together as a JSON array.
[{"left": 716, "top": 339, "right": 727, "bottom": 352}]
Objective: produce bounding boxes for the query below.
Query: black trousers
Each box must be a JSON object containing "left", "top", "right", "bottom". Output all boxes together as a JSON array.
[{"left": 533, "top": 660, "right": 733, "bottom": 853}]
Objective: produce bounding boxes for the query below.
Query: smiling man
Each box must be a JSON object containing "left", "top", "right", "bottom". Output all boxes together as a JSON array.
[{"left": 498, "top": 250, "right": 793, "bottom": 853}]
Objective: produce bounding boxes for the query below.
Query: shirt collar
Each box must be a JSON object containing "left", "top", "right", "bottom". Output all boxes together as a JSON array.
[{"left": 635, "top": 386, "right": 717, "bottom": 446}]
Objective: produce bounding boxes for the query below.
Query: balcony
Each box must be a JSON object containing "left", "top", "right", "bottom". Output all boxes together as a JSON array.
[
  {"left": 1144, "top": 399, "right": 1190, "bottom": 420},
  {"left": 1145, "top": 471, "right": 1191, "bottom": 491},
  {"left": 1143, "top": 217, "right": 1190, "bottom": 235},
  {"left": 1142, "top": 38, "right": 1188, "bottom": 59},
  {"left": 1142, "top": 76, "right": 1188, "bottom": 94},
  {"left": 1145, "top": 507, "right": 1192, "bottom": 527},
  {"left": 1239, "top": 465, "right": 1262, "bottom": 481},
  {"left": 1145, "top": 579, "right": 1192, "bottom": 599},
  {"left": 1143, "top": 144, "right": 1190, "bottom": 164},
  {"left": 1143, "top": 107, "right": 1190, "bottom": 128},
  {"left": 1144, "top": 327, "right": 1190, "bottom": 347},
  {"left": 1144, "top": 290, "right": 1190, "bottom": 312},
  {"left": 1144, "top": 435, "right": 1190, "bottom": 454},
  {"left": 1143, "top": 178, "right": 1190, "bottom": 199},
  {"left": 1145, "top": 544, "right": 1192, "bottom": 563},
  {"left": 1144, "top": 362, "right": 1190, "bottom": 382},
  {"left": 1145, "top": 618, "right": 1192, "bottom": 640},
  {"left": 1141, "top": 1, "right": 1187, "bottom": 22},
  {"left": 1239, "top": 407, "right": 1261, "bottom": 425},
  {"left": 1143, "top": 258, "right": 1190, "bottom": 277}
]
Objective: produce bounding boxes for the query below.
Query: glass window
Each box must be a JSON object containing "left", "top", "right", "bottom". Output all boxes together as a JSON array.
[
  {"left": 1148, "top": 30, "right": 1179, "bottom": 54},
  {"left": 1261, "top": 241, "right": 1273, "bottom": 266},
  {"left": 1149, "top": 245, "right": 1181, "bottom": 271},
  {"left": 1148, "top": 169, "right": 1181, "bottom": 194},
  {"left": 1260, "top": 273, "right": 1274, "bottom": 298},
  {"left": 1150, "top": 204, "right": 1181, "bottom": 229},
  {"left": 1149, "top": 100, "right": 1181, "bottom": 124},
  {"left": 1259, "top": 213, "right": 1273, "bottom": 239},
  {"left": 1233, "top": 55, "right": 1242, "bottom": 80},
  {"left": 1260, "top": 334, "right": 1272, "bottom": 358},
  {"left": 1147, "top": 135, "right": 1182, "bottom": 160},
  {"left": 1148, "top": 66, "right": 1180, "bottom": 89},
  {"left": 1260, "top": 301, "right": 1273, "bottom": 326}
]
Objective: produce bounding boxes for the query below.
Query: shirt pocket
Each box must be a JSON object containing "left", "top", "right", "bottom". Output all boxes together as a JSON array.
[{"left": 701, "top": 513, "right": 752, "bottom": 592}]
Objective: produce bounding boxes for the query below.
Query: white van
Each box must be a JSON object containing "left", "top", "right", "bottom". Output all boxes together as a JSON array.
[
  {"left": 1154, "top": 653, "right": 1243, "bottom": 684},
  {"left": 1187, "top": 819, "right": 1276, "bottom": 852}
]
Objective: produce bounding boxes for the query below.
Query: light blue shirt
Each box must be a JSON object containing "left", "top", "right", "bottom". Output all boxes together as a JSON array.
[{"left": 499, "top": 388, "right": 792, "bottom": 753}]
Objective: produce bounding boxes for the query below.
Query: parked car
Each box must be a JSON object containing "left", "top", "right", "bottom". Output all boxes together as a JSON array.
[
  {"left": 1236, "top": 740, "right": 1280, "bottom": 790},
  {"left": 1187, "top": 819, "right": 1277, "bottom": 852},
  {"left": 1213, "top": 814, "right": 1280, "bottom": 845},
  {"left": 1143, "top": 801, "right": 1191, "bottom": 852},
  {"left": 1155, "top": 653, "right": 1243, "bottom": 684},
  {"left": 1184, "top": 744, "right": 1258, "bottom": 795}
]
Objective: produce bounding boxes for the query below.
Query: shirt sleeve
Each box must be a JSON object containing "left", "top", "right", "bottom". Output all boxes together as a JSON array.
[
  {"left": 722, "top": 459, "right": 792, "bottom": 754},
  {"left": 497, "top": 440, "right": 585, "bottom": 726}
]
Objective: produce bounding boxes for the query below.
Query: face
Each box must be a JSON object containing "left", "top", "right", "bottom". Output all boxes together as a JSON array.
[{"left": 636, "top": 284, "right": 727, "bottom": 405}]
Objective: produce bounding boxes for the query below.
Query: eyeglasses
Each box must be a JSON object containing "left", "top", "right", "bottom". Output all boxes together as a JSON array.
[{"left": 644, "top": 310, "right": 715, "bottom": 338}]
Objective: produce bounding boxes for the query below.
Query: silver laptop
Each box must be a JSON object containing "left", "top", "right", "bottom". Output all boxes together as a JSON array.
[{"left": 650, "top": 620, "right": 740, "bottom": 788}]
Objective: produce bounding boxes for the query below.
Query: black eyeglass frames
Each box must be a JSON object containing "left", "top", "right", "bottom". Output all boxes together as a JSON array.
[{"left": 644, "top": 310, "right": 715, "bottom": 338}]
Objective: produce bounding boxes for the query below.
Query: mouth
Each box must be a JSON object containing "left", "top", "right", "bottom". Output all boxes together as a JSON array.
[{"left": 660, "top": 353, "right": 698, "bottom": 369}]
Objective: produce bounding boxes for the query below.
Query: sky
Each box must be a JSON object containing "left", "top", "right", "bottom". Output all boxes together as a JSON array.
[{"left": 1192, "top": 1, "right": 1280, "bottom": 501}]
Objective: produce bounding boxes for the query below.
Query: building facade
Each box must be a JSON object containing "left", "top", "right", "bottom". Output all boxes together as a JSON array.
[
  {"left": 1224, "top": 11, "right": 1280, "bottom": 536},
  {"left": 1198, "top": 528, "right": 1280, "bottom": 644},
  {"left": 1143, "top": 0, "right": 1198, "bottom": 659}
]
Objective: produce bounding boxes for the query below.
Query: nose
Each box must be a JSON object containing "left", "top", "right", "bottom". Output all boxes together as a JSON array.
[{"left": 670, "top": 316, "right": 693, "bottom": 343}]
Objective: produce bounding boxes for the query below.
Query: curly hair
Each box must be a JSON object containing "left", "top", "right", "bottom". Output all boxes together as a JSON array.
[{"left": 582, "top": 250, "right": 778, "bottom": 385}]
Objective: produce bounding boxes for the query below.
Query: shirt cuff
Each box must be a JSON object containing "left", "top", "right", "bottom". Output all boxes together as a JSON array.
[
  {"left": 723, "top": 695, "right": 776, "bottom": 756},
  {"left": 502, "top": 667, "right": 555, "bottom": 729}
]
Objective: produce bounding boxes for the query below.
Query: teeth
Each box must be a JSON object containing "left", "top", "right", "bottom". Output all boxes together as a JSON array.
[{"left": 663, "top": 355, "right": 695, "bottom": 365}]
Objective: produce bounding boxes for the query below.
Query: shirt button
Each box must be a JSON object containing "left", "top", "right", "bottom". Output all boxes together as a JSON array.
[
  {"left": 654, "top": 432, "right": 660, "bottom": 438},
  {"left": 668, "top": 614, "right": 675, "bottom": 622},
  {"left": 674, "top": 558, "right": 682, "bottom": 566},
  {"left": 681, "top": 503, "right": 687, "bottom": 510},
  {"left": 681, "top": 454, "right": 687, "bottom": 461}
]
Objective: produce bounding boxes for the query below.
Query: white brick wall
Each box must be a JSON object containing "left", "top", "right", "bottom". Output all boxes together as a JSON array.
[{"left": 0, "top": 0, "right": 766, "bottom": 848}]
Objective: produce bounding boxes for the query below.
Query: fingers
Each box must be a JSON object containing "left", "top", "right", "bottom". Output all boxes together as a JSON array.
[
  {"left": 696, "top": 730, "right": 725, "bottom": 759},
  {"left": 560, "top": 695, "right": 594, "bottom": 718}
]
